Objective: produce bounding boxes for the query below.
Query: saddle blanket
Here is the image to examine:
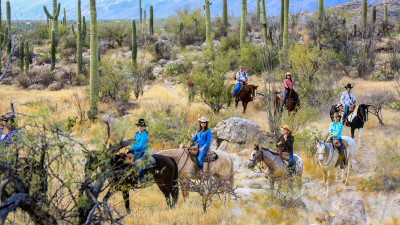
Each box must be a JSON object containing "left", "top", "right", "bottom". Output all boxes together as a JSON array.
[
  {"left": 347, "top": 105, "right": 358, "bottom": 123},
  {"left": 189, "top": 150, "right": 218, "bottom": 162}
]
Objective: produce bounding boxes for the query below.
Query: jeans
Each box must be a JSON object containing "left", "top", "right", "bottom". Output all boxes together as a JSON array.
[
  {"left": 288, "top": 153, "right": 294, "bottom": 167},
  {"left": 134, "top": 154, "right": 145, "bottom": 182},
  {"left": 342, "top": 105, "right": 349, "bottom": 121},
  {"left": 198, "top": 148, "right": 208, "bottom": 169},
  {"left": 337, "top": 138, "right": 344, "bottom": 153},
  {"left": 233, "top": 83, "right": 241, "bottom": 97}
]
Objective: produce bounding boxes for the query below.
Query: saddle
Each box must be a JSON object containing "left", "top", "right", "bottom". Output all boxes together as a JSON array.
[
  {"left": 332, "top": 139, "right": 349, "bottom": 168},
  {"left": 121, "top": 152, "right": 157, "bottom": 170},
  {"left": 263, "top": 148, "right": 296, "bottom": 164},
  {"left": 188, "top": 149, "right": 219, "bottom": 162}
]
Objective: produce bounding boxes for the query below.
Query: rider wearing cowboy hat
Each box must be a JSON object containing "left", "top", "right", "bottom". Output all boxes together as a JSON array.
[
  {"left": 283, "top": 72, "right": 294, "bottom": 108},
  {"left": 329, "top": 112, "right": 345, "bottom": 167},
  {"left": 233, "top": 65, "right": 248, "bottom": 98},
  {"left": 0, "top": 112, "right": 20, "bottom": 148},
  {"left": 127, "top": 118, "right": 149, "bottom": 183},
  {"left": 277, "top": 125, "right": 295, "bottom": 174},
  {"left": 188, "top": 116, "right": 212, "bottom": 170},
  {"left": 340, "top": 83, "right": 356, "bottom": 123}
]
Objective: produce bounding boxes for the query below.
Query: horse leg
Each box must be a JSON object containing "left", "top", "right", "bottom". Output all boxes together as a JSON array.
[
  {"left": 351, "top": 127, "right": 355, "bottom": 139},
  {"left": 358, "top": 128, "right": 363, "bottom": 147},
  {"left": 269, "top": 179, "right": 275, "bottom": 197},
  {"left": 235, "top": 100, "right": 238, "bottom": 109},
  {"left": 242, "top": 101, "right": 248, "bottom": 115},
  {"left": 323, "top": 169, "right": 329, "bottom": 197},
  {"left": 345, "top": 155, "right": 352, "bottom": 185},
  {"left": 121, "top": 189, "right": 131, "bottom": 214},
  {"left": 158, "top": 185, "right": 173, "bottom": 208}
]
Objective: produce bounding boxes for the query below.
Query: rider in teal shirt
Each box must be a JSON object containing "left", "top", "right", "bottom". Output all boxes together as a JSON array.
[
  {"left": 189, "top": 117, "right": 212, "bottom": 170},
  {"left": 128, "top": 119, "right": 148, "bottom": 182}
]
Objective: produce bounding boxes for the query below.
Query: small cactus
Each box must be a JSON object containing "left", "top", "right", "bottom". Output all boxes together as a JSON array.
[
  {"left": 25, "top": 40, "right": 30, "bottom": 72},
  {"left": 149, "top": 5, "right": 154, "bottom": 34},
  {"left": 132, "top": 19, "right": 137, "bottom": 65},
  {"left": 19, "top": 38, "right": 24, "bottom": 73}
]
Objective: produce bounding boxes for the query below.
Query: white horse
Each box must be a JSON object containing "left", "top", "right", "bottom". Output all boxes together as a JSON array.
[{"left": 315, "top": 136, "right": 355, "bottom": 196}]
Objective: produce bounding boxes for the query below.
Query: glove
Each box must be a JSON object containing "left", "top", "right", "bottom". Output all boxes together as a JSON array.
[
  {"left": 325, "top": 136, "right": 332, "bottom": 142},
  {"left": 332, "top": 133, "right": 338, "bottom": 137}
]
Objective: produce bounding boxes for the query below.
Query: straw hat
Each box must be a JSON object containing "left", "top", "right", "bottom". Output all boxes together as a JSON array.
[
  {"left": 286, "top": 72, "right": 291, "bottom": 76},
  {"left": 333, "top": 112, "right": 341, "bottom": 118},
  {"left": 0, "top": 112, "right": 15, "bottom": 121},
  {"left": 198, "top": 117, "right": 209, "bottom": 123},
  {"left": 280, "top": 125, "right": 293, "bottom": 133}
]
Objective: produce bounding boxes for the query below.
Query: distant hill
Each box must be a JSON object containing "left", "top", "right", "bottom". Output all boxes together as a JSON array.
[{"left": 5, "top": 0, "right": 365, "bottom": 21}]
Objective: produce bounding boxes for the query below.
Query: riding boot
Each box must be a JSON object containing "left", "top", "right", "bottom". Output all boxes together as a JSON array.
[
  {"left": 288, "top": 164, "right": 296, "bottom": 177},
  {"left": 340, "top": 154, "right": 347, "bottom": 169}
]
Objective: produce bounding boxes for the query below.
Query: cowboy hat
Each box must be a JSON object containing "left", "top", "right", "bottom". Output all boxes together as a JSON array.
[
  {"left": 239, "top": 65, "right": 245, "bottom": 69},
  {"left": 280, "top": 125, "right": 293, "bottom": 133},
  {"left": 286, "top": 72, "right": 291, "bottom": 76},
  {"left": 344, "top": 83, "right": 353, "bottom": 89},
  {"left": 333, "top": 112, "right": 341, "bottom": 118},
  {"left": 198, "top": 116, "right": 209, "bottom": 123},
  {"left": 0, "top": 112, "right": 15, "bottom": 121},
  {"left": 135, "top": 118, "right": 147, "bottom": 127}
]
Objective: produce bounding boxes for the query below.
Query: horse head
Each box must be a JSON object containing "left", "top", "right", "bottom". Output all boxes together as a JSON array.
[
  {"left": 357, "top": 104, "right": 370, "bottom": 122},
  {"left": 316, "top": 140, "right": 327, "bottom": 162},
  {"left": 248, "top": 144, "right": 262, "bottom": 169},
  {"left": 248, "top": 85, "right": 258, "bottom": 99}
]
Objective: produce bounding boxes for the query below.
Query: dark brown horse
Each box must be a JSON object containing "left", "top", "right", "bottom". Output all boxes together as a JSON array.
[
  {"left": 102, "top": 154, "right": 179, "bottom": 213},
  {"left": 283, "top": 88, "right": 300, "bottom": 114},
  {"left": 274, "top": 91, "right": 283, "bottom": 115},
  {"left": 233, "top": 84, "right": 258, "bottom": 114}
]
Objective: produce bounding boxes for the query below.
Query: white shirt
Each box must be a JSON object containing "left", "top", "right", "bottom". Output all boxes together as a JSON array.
[
  {"left": 0, "top": 135, "right": 5, "bottom": 141},
  {"left": 340, "top": 91, "right": 356, "bottom": 106},
  {"left": 236, "top": 71, "right": 247, "bottom": 84}
]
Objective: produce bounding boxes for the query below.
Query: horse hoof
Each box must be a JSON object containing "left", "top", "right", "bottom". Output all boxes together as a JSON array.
[{"left": 126, "top": 208, "right": 131, "bottom": 214}]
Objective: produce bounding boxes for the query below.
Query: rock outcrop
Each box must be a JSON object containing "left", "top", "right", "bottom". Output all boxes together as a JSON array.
[{"left": 330, "top": 198, "right": 367, "bottom": 225}]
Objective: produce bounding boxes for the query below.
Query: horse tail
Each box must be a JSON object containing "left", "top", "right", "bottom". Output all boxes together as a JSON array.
[{"left": 170, "top": 157, "right": 179, "bottom": 207}]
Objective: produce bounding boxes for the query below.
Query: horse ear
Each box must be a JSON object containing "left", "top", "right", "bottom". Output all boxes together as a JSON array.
[
  {"left": 254, "top": 144, "right": 259, "bottom": 150},
  {"left": 315, "top": 137, "right": 319, "bottom": 144},
  {"left": 366, "top": 104, "right": 371, "bottom": 108}
]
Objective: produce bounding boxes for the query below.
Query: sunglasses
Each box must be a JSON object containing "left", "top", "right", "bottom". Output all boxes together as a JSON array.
[{"left": 200, "top": 122, "right": 207, "bottom": 124}]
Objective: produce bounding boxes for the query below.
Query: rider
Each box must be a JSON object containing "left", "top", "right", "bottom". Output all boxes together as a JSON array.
[
  {"left": 282, "top": 72, "right": 294, "bottom": 108},
  {"left": 188, "top": 116, "right": 212, "bottom": 171},
  {"left": 128, "top": 119, "right": 149, "bottom": 184},
  {"left": 233, "top": 65, "right": 248, "bottom": 98},
  {"left": 0, "top": 112, "right": 20, "bottom": 148},
  {"left": 340, "top": 83, "right": 356, "bottom": 123},
  {"left": 329, "top": 112, "right": 346, "bottom": 167},
  {"left": 186, "top": 70, "right": 195, "bottom": 102},
  {"left": 276, "top": 125, "right": 295, "bottom": 175}
]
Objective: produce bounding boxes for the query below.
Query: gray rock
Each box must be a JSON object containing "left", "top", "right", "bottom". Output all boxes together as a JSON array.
[
  {"left": 392, "top": 194, "right": 400, "bottom": 205},
  {"left": 331, "top": 198, "right": 366, "bottom": 225},
  {"left": 48, "top": 82, "right": 63, "bottom": 91},
  {"left": 158, "top": 59, "right": 168, "bottom": 66},
  {"left": 28, "top": 84, "right": 44, "bottom": 90}
]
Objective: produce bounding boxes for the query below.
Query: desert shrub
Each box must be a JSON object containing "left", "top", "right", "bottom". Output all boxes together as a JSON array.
[
  {"left": 16, "top": 74, "right": 31, "bottom": 88},
  {"left": 238, "top": 44, "right": 263, "bottom": 74},
  {"left": 389, "top": 46, "right": 400, "bottom": 73},
  {"left": 163, "top": 63, "right": 182, "bottom": 77},
  {"left": 99, "top": 53, "right": 133, "bottom": 102},
  {"left": 28, "top": 21, "right": 50, "bottom": 41},
  {"left": 58, "top": 34, "right": 77, "bottom": 50},
  {"left": 99, "top": 21, "right": 129, "bottom": 47},
  {"left": 152, "top": 40, "right": 174, "bottom": 60},
  {"left": 164, "top": 6, "right": 206, "bottom": 47},
  {"left": 16, "top": 70, "right": 55, "bottom": 89},
  {"left": 212, "top": 15, "right": 228, "bottom": 39},
  {"left": 373, "top": 66, "right": 397, "bottom": 81},
  {"left": 356, "top": 40, "right": 376, "bottom": 77},
  {"left": 219, "top": 32, "right": 240, "bottom": 52},
  {"left": 37, "top": 54, "right": 51, "bottom": 65}
]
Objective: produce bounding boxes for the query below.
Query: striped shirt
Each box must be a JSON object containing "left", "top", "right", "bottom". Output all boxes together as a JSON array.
[
  {"left": 284, "top": 79, "right": 294, "bottom": 89},
  {"left": 329, "top": 121, "right": 343, "bottom": 140},
  {"left": 340, "top": 91, "right": 355, "bottom": 106}
]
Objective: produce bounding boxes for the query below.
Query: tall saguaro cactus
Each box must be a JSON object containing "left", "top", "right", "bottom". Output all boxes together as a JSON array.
[
  {"left": 384, "top": 5, "right": 388, "bottom": 23},
  {"left": 318, "top": 0, "right": 324, "bottom": 24},
  {"left": 6, "top": 1, "right": 11, "bottom": 55},
  {"left": 240, "top": 0, "right": 246, "bottom": 48},
  {"left": 362, "top": 0, "right": 367, "bottom": 30},
  {"left": 280, "top": 0, "right": 284, "bottom": 44},
  {"left": 25, "top": 41, "right": 30, "bottom": 72},
  {"left": 51, "top": 30, "right": 56, "bottom": 71},
  {"left": 89, "top": 0, "right": 99, "bottom": 118},
  {"left": 283, "top": 0, "right": 289, "bottom": 57},
  {"left": 372, "top": 6, "right": 376, "bottom": 25},
  {"left": 256, "top": 0, "right": 260, "bottom": 24},
  {"left": 43, "top": 0, "right": 61, "bottom": 38},
  {"left": 63, "top": 8, "right": 66, "bottom": 26},
  {"left": 149, "top": 5, "right": 154, "bottom": 35},
  {"left": 19, "top": 38, "right": 24, "bottom": 73},
  {"left": 139, "top": 0, "right": 142, "bottom": 25},
  {"left": 223, "top": 0, "right": 228, "bottom": 29},
  {"left": 72, "top": 0, "right": 86, "bottom": 75},
  {"left": 204, "top": 0, "right": 212, "bottom": 50},
  {"left": 144, "top": 9, "right": 146, "bottom": 31},
  {"left": 132, "top": 19, "right": 137, "bottom": 65},
  {"left": 261, "top": 0, "right": 268, "bottom": 44},
  {"left": 0, "top": 27, "right": 8, "bottom": 72}
]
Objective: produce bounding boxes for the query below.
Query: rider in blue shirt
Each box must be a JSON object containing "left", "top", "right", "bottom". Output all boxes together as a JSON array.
[
  {"left": 188, "top": 117, "right": 212, "bottom": 170},
  {"left": 329, "top": 112, "right": 346, "bottom": 167},
  {"left": 128, "top": 119, "right": 148, "bottom": 183}
]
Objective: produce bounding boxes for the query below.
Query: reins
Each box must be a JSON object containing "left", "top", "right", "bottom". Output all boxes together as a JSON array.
[
  {"left": 176, "top": 141, "right": 191, "bottom": 174},
  {"left": 319, "top": 143, "right": 334, "bottom": 166}
]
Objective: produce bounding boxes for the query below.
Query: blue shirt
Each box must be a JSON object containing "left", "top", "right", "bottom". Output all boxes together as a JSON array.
[
  {"left": 129, "top": 131, "right": 148, "bottom": 159},
  {"left": 191, "top": 129, "right": 212, "bottom": 151},
  {"left": 340, "top": 91, "right": 356, "bottom": 106},
  {"left": 329, "top": 121, "right": 343, "bottom": 140},
  {"left": 236, "top": 71, "right": 247, "bottom": 84}
]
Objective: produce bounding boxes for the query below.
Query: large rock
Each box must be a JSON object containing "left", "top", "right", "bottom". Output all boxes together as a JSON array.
[{"left": 330, "top": 198, "right": 366, "bottom": 225}]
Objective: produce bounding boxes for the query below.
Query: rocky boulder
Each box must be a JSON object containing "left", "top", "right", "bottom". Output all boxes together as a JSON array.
[{"left": 330, "top": 198, "right": 366, "bottom": 225}]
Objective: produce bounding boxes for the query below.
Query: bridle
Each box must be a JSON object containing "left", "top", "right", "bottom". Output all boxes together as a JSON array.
[
  {"left": 318, "top": 142, "right": 333, "bottom": 166},
  {"left": 176, "top": 141, "right": 191, "bottom": 174},
  {"left": 358, "top": 106, "right": 368, "bottom": 123}
]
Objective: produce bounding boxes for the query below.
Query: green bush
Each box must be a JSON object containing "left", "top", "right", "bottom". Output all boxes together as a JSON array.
[
  {"left": 219, "top": 32, "right": 240, "bottom": 52},
  {"left": 99, "top": 21, "right": 129, "bottom": 47},
  {"left": 238, "top": 44, "right": 263, "bottom": 74},
  {"left": 373, "top": 67, "right": 397, "bottom": 81}
]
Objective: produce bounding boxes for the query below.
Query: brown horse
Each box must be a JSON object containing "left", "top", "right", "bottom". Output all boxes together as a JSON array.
[
  {"left": 274, "top": 91, "right": 283, "bottom": 115},
  {"left": 233, "top": 84, "right": 258, "bottom": 114},
  {"left": 283, "top": 88, "right": 300, "bottom": 114},
  {"left": 101, "top": 154, "right": 179, "bottom": 213}
]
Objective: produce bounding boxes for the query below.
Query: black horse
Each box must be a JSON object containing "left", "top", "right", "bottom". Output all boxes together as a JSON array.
[
  {"left": 102, "top": 154, "right": 179, "bottom": 213},
  {"left": 330, "top": 104, "right": 370, "bottom": 139}
]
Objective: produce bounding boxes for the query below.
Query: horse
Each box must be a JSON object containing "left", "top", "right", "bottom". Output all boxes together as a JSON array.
[
  {"left": 283, "top": 88, "right": 300, "bottom": 114},
  {"left": 247, "top": 145, "right": 303, "bottom": 195},
  {"left": 157, "top": 149, "right": 234, "bottom": 200},
  {"left": 231, "top": 84, "right": 258, "bottom": 114},
  {"left": 274, "top": 91, "right": 283, "bottom": 115},
  {"left": 315, "top": 136, "right": 355, "bottom": 196},
  {"left": 330, "top": 104, "right": 370, "bottom": 144},
  {"left": 101, "top": 154, "right": 179, "bottom": 213}
]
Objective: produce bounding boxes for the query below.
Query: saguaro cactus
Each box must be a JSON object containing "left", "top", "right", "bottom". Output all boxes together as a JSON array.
[
  {"left": 223, "top": 0, "right": 228, "bottom": 29},
  {"left": 51, "top": 30, "right": 56, "bottom": 71},
  {"left": 256, "top": 0, "right": 260, "bottom": 24},
  {"left": 318, "top": 0, "right": 324, "bottom": 24},
  {"left": 280, "top": 0, "right": 284, "bottom": 44},
  {"left": 362, "top": 0, "right": 367, "bottom": 30},
  {"left": 0, "top": 27, "right": 8, "bottom": 73},
  {"left": 25, "top": 40, "right": 30, "bottom": 72},
  {"left": 240, "top": 0, "right": 246, "bottom": 48},
  {"left": 372, "top": 6, "right": 376, "bottom": 25},
  {"left": 384, "top": 5, "right": 388, "bottom": 23},
  {"left": 63, "top": 8, "right": 66, "bottom": 26},
  {"left": 6, "top": 1, "right": 11, "bottom": 55},
  {"left": 144, "top": 9, "right": 146, "bottom": 31},
  {"left": 149, "top": 5, "right": 154, "bottom": 35},
  {"left": 283, "top": 0, "right": 289, "bottom": 57},
  {"left": 139, "top": 0, "right": 142, "bottom": 25},
  {"left": 89, "top": 0, "right": 99, "bottom": 118},
  {"left": 204, "top": 0, "right": 212, "bottom": 50},
  {"left": 72, "top": 0, "right": 86, "bottom": 75},
  {"left": 132, "top": 19, "right": 137, "bottom": 65},
  {"left": 43, "top": 0, "right": 61, "bottom": 38},
  {"left": 19, "top": 38, "right": 24, "bottom": 73},
  {"left": 261, "top": 0, "right": 268, "bottom": 44}
]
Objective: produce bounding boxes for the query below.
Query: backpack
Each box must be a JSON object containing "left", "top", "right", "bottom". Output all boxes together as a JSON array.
[{"left": 234, "top": 71, "right": 246, "bottom": 80}]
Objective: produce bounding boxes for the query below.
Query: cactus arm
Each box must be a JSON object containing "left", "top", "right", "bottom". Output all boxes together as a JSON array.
[
  {"left": 72, "top": 24, "right": 77, "bottom": 37},
  {"left": 55, "top": 3, "right": 60, "bottom": 18},
  {"left": 43, "top": 6, "right": 53, "bottom": 20},
  {"left": 82, "top": 17, "right": 87, "bottom": 39}
]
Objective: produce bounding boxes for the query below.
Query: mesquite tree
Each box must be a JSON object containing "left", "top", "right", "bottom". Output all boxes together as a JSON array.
[{"left": 89, "top": 0, "right": 99, "bottom": 119}]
